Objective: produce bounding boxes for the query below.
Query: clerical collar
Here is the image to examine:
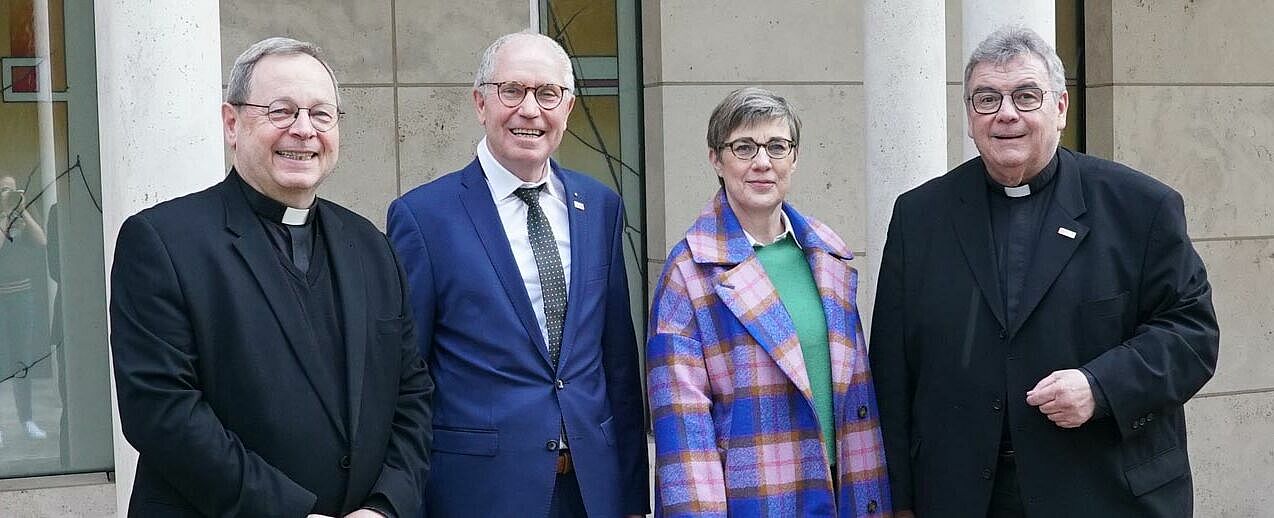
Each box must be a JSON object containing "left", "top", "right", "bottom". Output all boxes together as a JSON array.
[
  {"left": 987, "top": 153, "right": 1059, "bottom": 198},
  {"left": 232, "top": 169, "right": 317, "bottom": 226}
]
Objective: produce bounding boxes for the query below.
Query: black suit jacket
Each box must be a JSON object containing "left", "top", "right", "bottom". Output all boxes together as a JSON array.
[
  {"left": 111, "top": 173, "right": 433, "bottom": 517},
  {"left": 870, "top": 148, "right": 1219, "bottom": 517}
]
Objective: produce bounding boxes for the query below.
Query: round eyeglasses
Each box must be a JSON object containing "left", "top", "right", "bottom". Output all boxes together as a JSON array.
[
  {"left": 479, "top": 81, "right": 570, "bottom": 110},
  {"left": 233, "top": 99, "right": 342, "bottom": 132},
  {"left": 967, "top": 87, "right": 1058, "bottom": 115},
  {"left": 720, "top": 138, "right": 796, "bottom": 161}
]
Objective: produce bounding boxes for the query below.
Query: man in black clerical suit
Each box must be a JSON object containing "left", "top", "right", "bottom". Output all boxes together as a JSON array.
[
  {"left": 110, "top": 37, "right": 432, "bottom": 518},
  {"left": 870, "top": 27, "right": 1219, "bottom": 518}
]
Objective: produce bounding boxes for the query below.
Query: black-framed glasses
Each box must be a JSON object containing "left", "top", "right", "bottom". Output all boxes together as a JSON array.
[
  {"left": 967, "top": 87, "right": 1058, "bottom": 115},
  {"left": 479, "top": 81, "right": 570, "bottom": 110},
  {"left": 721, "top": 138, "right": 796, "bottom": 161},
  {"left": 233, "top": 99, "right": 343, "bottom": 132}
]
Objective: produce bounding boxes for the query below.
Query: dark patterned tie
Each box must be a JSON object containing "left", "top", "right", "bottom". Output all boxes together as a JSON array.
[{"left": 514, "top": 186, "right": 568, "bottom": 367}]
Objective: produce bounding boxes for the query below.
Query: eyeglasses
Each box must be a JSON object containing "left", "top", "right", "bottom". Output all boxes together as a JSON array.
[
  {"left": 720, "top": 138, "right": 796, "bottom": 161},
  {"left": 967, "top": 87, "right": 1058, "bottom": 115},
  {"left": 233, "top": 99, "right": 343, "bottom": 132},
  {"left": 479, "top": 81, "right": 570, "bottom": 110}
]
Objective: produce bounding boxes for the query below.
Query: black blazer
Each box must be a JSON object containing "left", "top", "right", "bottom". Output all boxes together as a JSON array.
[
  {"left": 111, "top": 173, "right": 433, "bottom": 517},
  {"left": 870, "top": 148, "right": 1219, "bottom": 517}
]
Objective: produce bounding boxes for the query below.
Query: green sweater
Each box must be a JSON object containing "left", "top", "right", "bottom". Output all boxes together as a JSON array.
[{"left": 754, "top": 235, "right": 835, "bottom": 463}]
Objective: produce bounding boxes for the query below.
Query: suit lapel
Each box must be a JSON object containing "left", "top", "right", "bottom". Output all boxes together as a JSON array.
[
  {"left": 321, "top": 204, "right": 366, "bottom": 441},
  {"left": 715, "top": 255, "right": 816, "bottom": 406},
  {"left": 951, "top": 163, "right": 1008, "bottom": 329},
  {"left": 458, "top": 160, "right": 553, "bottom": 367},
  {"left": 221, "top": 177, "right": 346, "bottom": 439},
  {"left": 557, "top": 165, "right": 588, "bottom": 369},
  {"left": 1011, "top": 151, "right": 1088, "bottom": 334}
]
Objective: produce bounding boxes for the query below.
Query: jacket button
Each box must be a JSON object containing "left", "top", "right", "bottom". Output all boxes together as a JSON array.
[
  {"left": 546, "top": 440, "right": 560, "bottom": 451},
  {"left": 982, "top": 467, "right": 993, "bottom": 480},
  {"left": 992, "top": 399, "right": 1002, "bottom": 412},
  {"left": 1146, "top": 413, "right": 1154, "bottom": 421},
  {"left": 998, "top": 329, "right": 1007, "bottom": 339},
  {"left": 857, "top": 405, "right": 869, "bottom": 419},
  {"left": 555, "top": 379, "right": 566, "bottom": 390},
  {"left": 866, "top": 499, "right": 878, "bottom": 513},
  {"left": 339, "top": 454, "right": 352, "bottom": 470}
]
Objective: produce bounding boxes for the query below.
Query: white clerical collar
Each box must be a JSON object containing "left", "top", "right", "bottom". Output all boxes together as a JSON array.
[
  {"left": 477, "top": 137, "right": 563, "bottom": 202},
  {"left": 744, "top": 210, "right": 801, "bottom": 248},
  {"left": 1004, "top": 184, "right": 1031, "bottom": 198},
  {"left": 281, "top": 207, "right": 311, "bottom": 225}
]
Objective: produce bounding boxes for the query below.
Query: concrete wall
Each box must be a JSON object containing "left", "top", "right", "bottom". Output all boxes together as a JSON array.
[
  {"left": 1085, "top": 1, "right": 1274, "bottom": 515},
  {"left": 219, "top": 0, "right": 533, "bottom": 228},
  {"left": 642, "top": 0, "right": 869, "bottom": 296}
]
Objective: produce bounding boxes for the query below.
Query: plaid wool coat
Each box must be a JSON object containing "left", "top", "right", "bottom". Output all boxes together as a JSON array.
[{"left": 647, "top": 190, "right": 893, "bottom": 517}]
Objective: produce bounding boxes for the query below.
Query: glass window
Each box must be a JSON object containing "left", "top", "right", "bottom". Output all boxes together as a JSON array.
[
  {"left": 1, "top": 0, "right": 113, "bottom": 479},
  {"left": 541, "top": 0, "right": 646, "bottom": 338}
]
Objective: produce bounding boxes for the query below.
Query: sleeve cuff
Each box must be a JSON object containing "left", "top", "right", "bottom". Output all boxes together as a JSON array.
[{"left": 1080, "top": 367, "right": 1111, "bottom": 419}]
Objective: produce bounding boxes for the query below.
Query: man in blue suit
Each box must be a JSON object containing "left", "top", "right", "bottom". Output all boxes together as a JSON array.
[{"left": 387, "top": 32, "right": 649, "bottom": 517}]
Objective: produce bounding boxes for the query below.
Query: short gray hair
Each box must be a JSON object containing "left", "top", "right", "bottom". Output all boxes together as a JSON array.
[
  {"left": 472, "top": 31, "right": 575, "bottom": 93},
  {"left": 225, "top": 37, "right": 341, "bottom": 106},
  {"left": 964, "top": 26, "right": 1066, "bottom": 93},
  {"left": 706, "top": 87, "right": 801, "bottom": 150}
]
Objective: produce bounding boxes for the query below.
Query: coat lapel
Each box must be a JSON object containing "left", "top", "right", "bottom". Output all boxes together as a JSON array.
[
  {"left": 1011, "top": 150, "right": 1088, "bottom": 334},
  {"left": 694, "top": 193, "right": 815, "bottom": 404},
  {"left": 715, "top": 258, "right": 815, "bottom": 404},
  {"left": 457, "top": 160, "right": 553, "bottom": 367},
  {"left": 221, "top": 175, "right": 346, "bottom": 439},
  {"left": 321, "top": 203, "right": 366, "bottom": 441},
  {"left": 784, "top": 205, "right": 864, "bottom": 446},
  {"left": 557, "top": 164, "right": 588, "bottom": 369},
  {"left": 951, "top": 163, "right": 1009, "bottom": 329}
]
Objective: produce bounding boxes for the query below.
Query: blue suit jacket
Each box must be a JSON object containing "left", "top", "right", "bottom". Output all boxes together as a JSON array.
[{"left": 388, "top": 158, "right": 649, "bottom": 517}]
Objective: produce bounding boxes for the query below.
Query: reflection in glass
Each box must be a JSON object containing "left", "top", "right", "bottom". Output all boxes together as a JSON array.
[{"left": 1, "top": 0, "right": 112, "bottom": 479}]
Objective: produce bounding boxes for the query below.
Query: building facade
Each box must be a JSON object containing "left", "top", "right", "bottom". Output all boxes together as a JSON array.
[{"left": 0, "top": 0, "right": 1269, "bottom": 515}]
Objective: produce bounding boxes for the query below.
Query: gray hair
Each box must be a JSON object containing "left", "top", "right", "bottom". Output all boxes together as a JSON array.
[
  {"left": 225, "top": 37, "right": 341, "bottom": 106},
  {"left": 706, "top": 87, "right": 801, "bottom": 150},
  {"left": 964, "top": 26, "right": 1066, "bottom": 93},
  {"left": 472, "top": 31, "right": 575, "bottom": 93}
]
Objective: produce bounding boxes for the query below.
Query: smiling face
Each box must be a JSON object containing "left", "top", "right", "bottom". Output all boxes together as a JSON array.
[
  {"left": 474, "top": 39, "right": 575, "bottom": 182},
  {"left": 222, "top": 53, "right": 340, "bottom": 207},
  {"left": 711, "top": 117, "right": 796, "bottom": 222},
  {"left": 966, "top": 53, "right": 1068, "bottom": 186}
]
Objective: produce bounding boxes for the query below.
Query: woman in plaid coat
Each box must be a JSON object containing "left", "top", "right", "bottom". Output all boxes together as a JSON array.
[{"left": 647, "top": 88, "right": 892, "bottom": 517}]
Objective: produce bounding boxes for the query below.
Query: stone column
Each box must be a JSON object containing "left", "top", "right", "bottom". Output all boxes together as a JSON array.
[
  {"left": 863, "top": 0, "right": 947, "bottom": 332},
  {"left": 959, "top": 0, "right": 1056, "bottom": 160},
  {"left": 94, "top": 1, "right": 225, "bottom": 513}
]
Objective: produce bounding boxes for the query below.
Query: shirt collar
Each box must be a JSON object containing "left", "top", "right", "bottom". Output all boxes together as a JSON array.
[
  {"left": 744, "top": 209, "right": 801, "bottom": 248},
  {"left": 477, "top": 137, "right": 564, "bottom": 202},
  {"left": 232, "top": 169, "right": 316, "bottom": 226},
  {"left": 987, "top": 151, "right": 1059, "bottom": 198}
]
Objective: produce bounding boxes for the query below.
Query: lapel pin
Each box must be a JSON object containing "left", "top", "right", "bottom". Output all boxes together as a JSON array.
[
  {"left": 1057, "top": 227, "right": 1077, "bottom": 239},
  {"left": 573, "top": 200, "right": 585, "bottom": 211}
]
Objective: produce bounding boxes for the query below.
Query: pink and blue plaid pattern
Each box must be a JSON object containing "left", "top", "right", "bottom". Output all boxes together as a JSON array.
[{"left": 648, "top": 191, "right": 893, "bottom": 517}]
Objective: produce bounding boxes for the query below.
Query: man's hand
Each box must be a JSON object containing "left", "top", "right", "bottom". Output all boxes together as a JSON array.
[
  {"left": 895, "top": 510, "right": 916, "bottom": 518},
  {"left": 1026, "top": 369, "right": 1096, "bottom": 428},
  {"left": 344, "top": 510, "right": 386, "bottom": 518}
]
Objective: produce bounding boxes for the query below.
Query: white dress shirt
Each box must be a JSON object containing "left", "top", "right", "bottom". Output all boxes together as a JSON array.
[
  {"left": 477, "top": 137, "right": 573, "bottom": 351},
  {"left": 743, "top": 209, "right": 801, "bottom": 248}
]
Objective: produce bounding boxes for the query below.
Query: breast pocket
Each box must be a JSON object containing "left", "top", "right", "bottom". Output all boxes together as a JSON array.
[
  {"left": 375, "top": 315, "right": 406, "bottom": 338},
  {"left": 1080, "top": 291, "right": 1129, "bottom": 352},
  {"left": 585, "top": 263, "right": 610, "bottom": 284}
]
